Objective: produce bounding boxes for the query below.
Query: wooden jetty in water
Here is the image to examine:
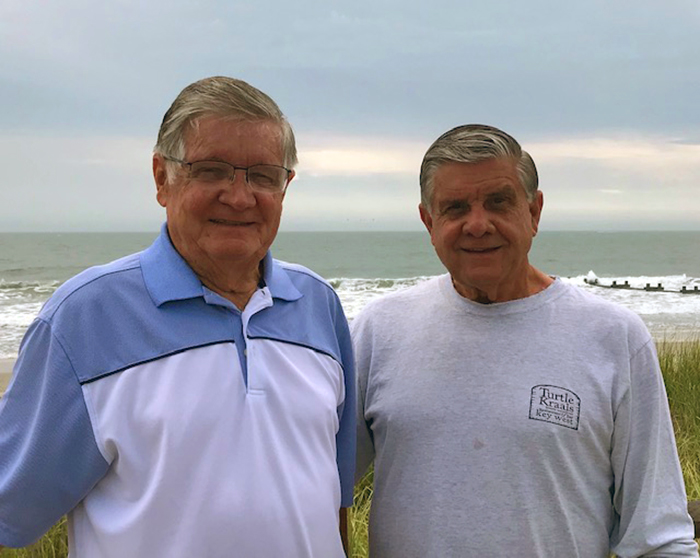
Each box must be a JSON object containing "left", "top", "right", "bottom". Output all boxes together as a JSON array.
[{"left": 583, "top": 278, "right": 700, "bottom": 294}]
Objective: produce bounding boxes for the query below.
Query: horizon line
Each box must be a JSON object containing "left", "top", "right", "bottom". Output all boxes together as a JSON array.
[{"left": 1, "top": 228, "right": 700, "bottom": 234}]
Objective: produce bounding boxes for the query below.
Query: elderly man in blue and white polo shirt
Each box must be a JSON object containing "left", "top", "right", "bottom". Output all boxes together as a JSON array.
[{"left": 0, "top": 77, "right": 355, "bottom": 557}]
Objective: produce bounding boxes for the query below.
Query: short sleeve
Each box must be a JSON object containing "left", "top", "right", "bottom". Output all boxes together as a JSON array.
[
  {"left": 333, "top": 297, "right": 357, "bottom": 508},
  {"left": 0, "top": 318, "right": 109, "bottom": 547}
]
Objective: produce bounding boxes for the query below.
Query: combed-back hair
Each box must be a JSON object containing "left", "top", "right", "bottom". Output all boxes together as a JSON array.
[
  {"left": 154, "top": 76, "right": 297, "bottom": 171},
  {"left": 419, "top": 124, "right": 538, "bottom": 207}
]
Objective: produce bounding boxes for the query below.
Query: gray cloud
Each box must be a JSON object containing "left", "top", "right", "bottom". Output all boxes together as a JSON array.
[{"left": 1, "top": 0, "right": 698, "bottom": 230}]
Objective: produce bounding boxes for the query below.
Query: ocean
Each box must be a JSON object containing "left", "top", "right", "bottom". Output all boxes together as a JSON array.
[{"left": 1, "top": 230, "right": 699, "bottom": 359}]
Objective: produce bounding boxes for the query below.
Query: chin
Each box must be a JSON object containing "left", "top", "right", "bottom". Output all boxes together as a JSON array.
[
  {"left": 220, "top": 246, "right": 262, "bottom": 261},
  {"left": 453, "top": 265, "right": 500, "bottom": 281},
  {"left": 203, "top": 238, "right": 260, "bottom": 259},
  {"left": 456, "top": 272, "right": 503, "bottom": 291}
]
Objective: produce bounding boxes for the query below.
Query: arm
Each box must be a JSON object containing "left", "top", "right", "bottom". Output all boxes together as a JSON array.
[
  {"left": 609, "top": 338, "right": 698, "bottom": 556},
  {"left": 350, "top": 311, "right": 377, "bottom": 482},
  {"left": 328, "top": 292, "right": 355, "bottom": 553},
  {"left": 340, "top": 507, "right": 350, "bottom": 556},
  {"left": 0, "top": 319, "right": 109, "bottom": 548},
  {"left": 333, "top": 296, "right": 357, "bottom": 511}
]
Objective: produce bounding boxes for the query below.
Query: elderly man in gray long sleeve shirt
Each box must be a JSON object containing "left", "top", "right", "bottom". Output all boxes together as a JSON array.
[{"left": 353, "top": 123, "right": 698, "bottom": 558}]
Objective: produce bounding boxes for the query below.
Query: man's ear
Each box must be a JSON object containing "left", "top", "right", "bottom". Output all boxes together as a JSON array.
[
  {"left": 419, "top": 203, "right": 434, "bottom": 234},
  {"left": 281, "top": 169, "right": 295, "bottom": 202},
  {"left": 153, "top": 155, "right": 169, "bottom": 208},
  {"left": 529, "top": 190, "right": 544, "bottom": 236}
]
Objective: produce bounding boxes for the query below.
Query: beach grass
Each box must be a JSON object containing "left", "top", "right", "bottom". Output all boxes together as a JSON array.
[
  {"left": 3, "top": 340, "right": 699, "bottom": 557},
  {"left": 2, "top": 519, "right": 68, "bottom": 558},
  {"left": 350, "top": 467, "right": 374, "bottom": 558},
  {"left": 658, "top": 338, "right": 700, "bottom": 501}
]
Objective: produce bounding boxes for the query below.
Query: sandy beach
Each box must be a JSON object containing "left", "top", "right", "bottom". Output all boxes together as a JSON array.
[{"left": 1, "top": 358, "right": 14, "bottom": 394}]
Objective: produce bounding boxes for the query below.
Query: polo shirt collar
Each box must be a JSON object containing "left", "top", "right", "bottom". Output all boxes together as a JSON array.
[
  {"left": 141, "top": 224, "right": 204, "bottom": 307},
  {"left": 261, "top": 251, "right": 303, "bottom": 302},
  {"left": 142, "top": 224, "right": 302, "bottom": 306}
]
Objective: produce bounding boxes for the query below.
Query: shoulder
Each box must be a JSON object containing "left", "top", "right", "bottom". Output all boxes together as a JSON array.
[
  {"left": 552, "top": 280, "right": 652, "bottom": 348},
  {"left": 265, "top": 259, "right": 353, "bottom": 365},
  {"left": 270, "top": 257, "right": 349, "bottom": 330},
  {"left": 555, "top": 280, "right": 643, "bottom": 321},
  {"left": 39, "top": 252, "right": 144, "bottom": 321},
  {"left": 273, "top": 259, "right": 341, "bottom": 301},
  {"left": 352, "top": 275, "right": 442, "bottom": 330},
  {"left": 275, "top": 259, "right": 330, "bottom": 286}
]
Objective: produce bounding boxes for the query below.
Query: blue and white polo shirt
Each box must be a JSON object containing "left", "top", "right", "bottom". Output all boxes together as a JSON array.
[{"left": 0, "top": 226, "right": 355, "bottom": 557}]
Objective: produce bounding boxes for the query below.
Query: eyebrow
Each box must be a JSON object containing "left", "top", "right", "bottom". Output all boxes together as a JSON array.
[
  {"left": 488, "top": 185, "right": 517, "bottom": 196},
  {"left": 197, "top": 156, "right": 229, "bottom": 163},
  {"left": 439, "top": 184, "right": 517, "bottom": 205}
]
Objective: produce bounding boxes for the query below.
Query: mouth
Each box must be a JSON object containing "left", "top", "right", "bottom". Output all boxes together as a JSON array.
[
  {"left": 462, "top": 246, "right": 500, "bottom": 254},
  {"left": 209, "top": 218, "right": 254, "bottom": 227}
]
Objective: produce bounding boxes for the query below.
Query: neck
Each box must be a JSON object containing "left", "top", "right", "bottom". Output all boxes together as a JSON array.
[
  {"left": 194, "top": 261, "right": 263, "bottom": 310},
  {"left": 453, "top": 266, "right": 554, "bottom": 304}
]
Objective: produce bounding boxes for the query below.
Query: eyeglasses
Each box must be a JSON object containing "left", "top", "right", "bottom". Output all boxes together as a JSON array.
[{"left": 163, "top": 156, "right": 292, "bottom": 193}]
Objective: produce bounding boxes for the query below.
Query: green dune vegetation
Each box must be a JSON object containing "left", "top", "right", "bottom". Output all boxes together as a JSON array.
[
  {"left": 2, "top": 339, "right": 699, "bottom": 558},
  {"left": 657, "top": 339, "right": 700, "bottom": 503}
]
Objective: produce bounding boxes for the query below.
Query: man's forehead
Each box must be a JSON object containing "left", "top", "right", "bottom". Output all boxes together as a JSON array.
[
  {"left": 186, "top": 116, "right": 280, "bottom": 140},
  {"left": 433, "top": 159, "right": 522, "bottom": 195},
  {"left": 183, "top": 117, "right": 283, "bottom": 156},
  {"left": 436, "top": 158, "right": 517, "bottom": 176},
  {"left": 434, "top": 173, "right": 520, "bottom": 194}
]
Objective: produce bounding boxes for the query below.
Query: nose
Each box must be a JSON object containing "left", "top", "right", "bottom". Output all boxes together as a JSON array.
[
  {"left": 217, "top": 171, "right": 256, "bottom": 209},
  {"left": 461, "top": 205, "right": 493, "bottom": 237}
]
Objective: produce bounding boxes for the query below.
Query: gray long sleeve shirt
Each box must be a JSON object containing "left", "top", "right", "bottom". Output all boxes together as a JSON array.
[{"left": 354, "top": 275, "right": 697, "bottom": 557}]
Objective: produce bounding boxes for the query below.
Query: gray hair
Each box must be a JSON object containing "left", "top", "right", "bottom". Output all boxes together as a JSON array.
[
  {"left": 419, "top": 124, "right": 538, "bottom": 207},
  {"left": 154, "top": 76, "right": 298, "bottom": 175}
]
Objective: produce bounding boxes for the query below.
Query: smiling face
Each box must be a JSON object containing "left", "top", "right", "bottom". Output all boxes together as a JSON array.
[
  {"left": 419, "top": 158, "right": 544, "bottom": 302},
  {"left": 153, "top": 117, "right": 294, "bottom": 279}
]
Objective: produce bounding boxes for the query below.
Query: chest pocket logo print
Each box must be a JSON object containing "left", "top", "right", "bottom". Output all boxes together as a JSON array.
[{"left": 529, "top": 385, "right": 581, "bottom": 430}]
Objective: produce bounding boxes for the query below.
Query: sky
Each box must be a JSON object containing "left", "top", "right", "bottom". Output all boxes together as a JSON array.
[{"left": 1, "top": 0, "right": 699, "bottom": 232}]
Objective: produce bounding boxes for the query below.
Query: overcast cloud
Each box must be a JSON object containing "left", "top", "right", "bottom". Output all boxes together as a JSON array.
[{"left": 1, "top": 0, "right": 699, "bottom": 231}]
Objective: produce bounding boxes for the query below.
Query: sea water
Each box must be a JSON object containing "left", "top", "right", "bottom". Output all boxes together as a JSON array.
[{"left": 1, "top": 230, "right": 699, "bottom": 359}]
